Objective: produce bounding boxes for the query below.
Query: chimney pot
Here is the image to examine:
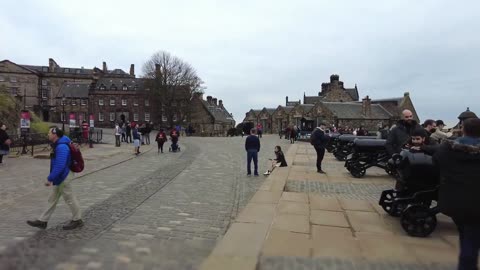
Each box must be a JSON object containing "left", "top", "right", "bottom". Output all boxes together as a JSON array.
[
  {"left": 219, "top": 100, "right": 223, "bottom": 107},
  {"left": 207, "top": 96, "right": 212, "bottom": 104},
  {"left": 212, "top": 98, "right": 217, "bottom": 106},
  {"left": 102, "top": 61, "right": 107, "bottom": 72},
  {"left": 130, "top": 64, "right": 135, "bottom": 76}
]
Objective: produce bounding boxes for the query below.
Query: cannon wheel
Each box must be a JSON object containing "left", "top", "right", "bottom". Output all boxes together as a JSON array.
[
  {"left": 379, "top": 190, "right": 402, "bottom": 217},
  {"left": 350, "top": 166, "right": 366, "bottom": 178},
  {"left": 400, "top": 205, "right": 437, "bottom": 237}
]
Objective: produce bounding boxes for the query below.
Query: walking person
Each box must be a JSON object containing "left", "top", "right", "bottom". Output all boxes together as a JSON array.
[
  {"left": 132, "top": 124, "right": 141, "bottom": 155},
  {"left": 155, "top": 129, "right": 167, "bottom": 153},
  {"left": 310, "top": 123, "right": 329, "bottom": 174},
  {"left": 126, "top": 122, "right": 132, "bottom": 143},
  {"left": 0, "top": 123, "right": 12, "bottom": 165},
  {"left": 289, "top": 127, "right": 296, "bottom": 144},
  {"left": 26, "top": 127, "right": 83, "bottom": 230},
  {"left": 114, "top": 123, "right": 121, "bottom": 147},
  {"left": 245, "top": 128, "right": 260, "bottom": 176},
  {"left": 434, "top": 118, "right": 480, "bottom": 270},
  {"left": 121, "top": 122, "right": 126, "bottom": 142},
  {"left": 145, "top": 122, "right": 152, "bottom": 145}
]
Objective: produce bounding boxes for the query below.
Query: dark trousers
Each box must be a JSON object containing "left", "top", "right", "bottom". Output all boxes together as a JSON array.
[
  {"left": 0, "top": 154, "right": 3, "bottom": 163},
  {"left": 454, "top": 219, "right": 480, "bottom": 270},
  {"left": 314, "top": 145, "right": 325, "bottom": 171},
  {"left": 145, "top": 133, "right": 150, "bottom": 145},
  {"left": 115, "top": 135, "right": 121, "bottom": 147},
  {"left": 290, "top": 136, "right": 295, "bottom": 144},
  {"left": 126, "top": 134, "right": 132, "bottom": 143},
  {"left": 157, "top": 142, "right": 164, "bottom": 153},
  {"left": 121, "top": 133, "right": 126, "bottom": 142},
  {"left": 247, "top": 150, "right": 258, "bottom": 175}
]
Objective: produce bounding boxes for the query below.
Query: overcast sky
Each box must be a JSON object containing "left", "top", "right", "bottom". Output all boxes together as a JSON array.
[{"left": 2, "top": 0, "right": 479, "bottom": 126}]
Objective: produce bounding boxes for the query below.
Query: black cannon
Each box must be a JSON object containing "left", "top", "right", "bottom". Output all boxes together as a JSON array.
[
  {"left": 378, "top": 150, "right": 440, "bottom": 237},
  {"left": 332, "top": 135, "right": 377, "bottom": 161},
  {"left": 344, "top": 139, "right": 393, "bottom": 178},
  {"left": 325, "top": 133, "right": 341, "bottom": 153}
]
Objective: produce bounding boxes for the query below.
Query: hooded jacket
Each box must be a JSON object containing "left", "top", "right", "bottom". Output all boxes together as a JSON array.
[
  {"left": 48, "top": 136, "right": 72, "bottom": 185},
  {"left": 386, "top": 120, "right": 420, "bottom": 155},
  {"left": 434, "top": 137, "right": 480, "bottom": 223},
  {"left": 310, "top": 128, "right": 328, "bottom": 147}
]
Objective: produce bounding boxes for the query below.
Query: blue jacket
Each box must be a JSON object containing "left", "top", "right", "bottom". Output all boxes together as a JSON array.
[
  {"left": 245, "top": 135, "right": 260, "bottom": 152},
  {"left": 133, "top": 128, "right": 140, "bottom": 140},
  {"left": 48, "top": 136, "right": 72, "bottom": 185}
]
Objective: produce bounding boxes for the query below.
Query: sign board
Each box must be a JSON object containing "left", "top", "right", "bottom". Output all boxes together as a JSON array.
[
  {"left": 20, "top": 111, "right": 31, "bottom": 129},
  {"left": 89, "top": 114, "right": 95, "bottom": 128},
  {"left": 69, "top": 113, "right": 76, "bottom": 128}
]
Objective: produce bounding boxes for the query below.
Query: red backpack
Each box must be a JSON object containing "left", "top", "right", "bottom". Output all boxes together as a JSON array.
[{"left": 68, "top": 142, "right": 84, "bottom": 173}]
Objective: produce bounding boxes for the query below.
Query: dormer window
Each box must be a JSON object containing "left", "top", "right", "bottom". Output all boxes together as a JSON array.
[
  {"left": 110, "top": 84, "right": 117, "bottom": 90},
  {"left": 122, "top": 84, "right": 128, "bottom": 91},
  {"left": 64, "top": 68, "right": 70, "bottom": 73},
  {"left": 134, "top": 85, "right": 139, "bottom": 91},
  {"left": 42, "top": 67, "right": 48, "bottom": 72},
  {"left": 99, "top": 84, "right": 106, "bottom": 90}
]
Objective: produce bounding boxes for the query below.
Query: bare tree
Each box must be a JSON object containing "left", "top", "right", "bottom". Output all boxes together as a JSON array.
[{"left": 142, "top": 51, "right": 204, "bottom": 128}]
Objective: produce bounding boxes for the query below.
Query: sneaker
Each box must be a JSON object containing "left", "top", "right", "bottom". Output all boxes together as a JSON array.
[
  {"left": 263, "top": 170, "right": 271, "bottom": 176},
  {"left": 26, "top": 220, "right": 47, "bottom": 229},
  {"left": 63, "top": 220, "right": 84, "bottom": 230},
  {"left": 254, "top": 173, "right": 259, "bottom": 177},
  {"left": 317, "top": 170, "right": 327, "bottom": 174}
]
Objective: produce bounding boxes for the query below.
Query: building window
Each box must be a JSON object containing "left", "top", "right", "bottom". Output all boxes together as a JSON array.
[
  {"left": 173, "top": 114, "right": 177, "bottom": 121},
  {"left": 61, "top": 99, "right": 66, "bottom": 106},
  {"left": 145, "top": 113, "right": 150, "bottom": 122},
  {"left": 99, "top": 112, "right": 104, "bottom": 122},
  {"left": 71, "top": 100, "right": 77, "bottom": 106},
  {"left": 81, "top": 99, "right": 87, "bottom": 106},
  {"left": 64, "top": 68, "right": 70, "bottom": 73},
  {"left": 162, "top": 115, "right": 167, "bottom": 122},
  {"left": 0, "top": 76, "right": 4, "bottom": 81},
  {"left": 42, "top": 67, "right": 48, "bottom": 72},
  {"left": 134, "top": 113, "right": 139, "bottom": 121},
  {"left": 145, "top": 99, "right": 149, "bottom": 106},
  {"left": 42, "top": 80, "right": 47, "bottom": 86},
  {"left": 122, "top": 84, "right": 128, "bottom": 91},
  {"left": 133, "top": 99, "right": 138, "bottom": 106},
  {"left": 98, "top": 99, "right": 104, "bottom": 106},
  {"left": 100, "top": 84, "right": 106, "bottom": 90},
  {"left": 110, "top": 99, "right": 115, "bottom": 106},
  {"left": 110, "top": 112, "right": 115, "bottom": 122},
  {"left": 134, "top": 85, "right": 139, "bottom": 91},
  {"left": 122, "top": 99, "right": 127, "bottom": 106},
  {"left": 10, "top": 77, "right": 17, "bottom": 83},
  {"left": 145, "top": 87, "right": 150, "bottom": 91},
  {"left": 41, "top": 90, "right": 48, "bottom": 99},
  {"left": 110, "top": 84, "right": 117, "bottom": 90},
  {"left": 76, "top": 69, "right": 81, "bottom": 74}
]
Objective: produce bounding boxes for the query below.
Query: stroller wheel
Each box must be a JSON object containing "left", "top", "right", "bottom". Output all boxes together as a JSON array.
[{"left": 400, "top": 204, "right": 437, "bottom": 237}]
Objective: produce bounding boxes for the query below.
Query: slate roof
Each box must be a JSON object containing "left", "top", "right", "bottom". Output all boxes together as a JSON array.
[
  {"left": 283, "top": 106, "right": 294, "bottom": 113},
  {"left": 58, "top": 83, "right": 90, "bottom": 98},
  {"left": 202, "top": 101, "right": 234, "bottom": 123},
  {"left": 304, "top": 95, "right": 324, "bottom": 105},
  {"left": 322, "top": 102, "right": 392, "bottom": 119},
  {"left": 20, "top": 65, "right": 95, "bottom": 75},
  {"left": 95, "top": 78, "right": 144, "bottom": 91},
  {"left": 345, "top": 88, "right": 359, "bottom": 101},
  {"left": 370, "top": 97, "right": 403, "bottom": 103},
  {"left": 264, "top": 108, "right": 276, "bottom": 115}
]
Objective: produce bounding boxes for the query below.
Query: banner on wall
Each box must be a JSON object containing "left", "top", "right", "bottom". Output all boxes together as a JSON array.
[
  {"left": 89, "top": 114, "right": 94, "bottom": 128},
  {"left": 20, "top": 111, "right": 31, "bottom": 129},
  {"left": 69, "top": 113, "right": 76, "bottom": 128}
]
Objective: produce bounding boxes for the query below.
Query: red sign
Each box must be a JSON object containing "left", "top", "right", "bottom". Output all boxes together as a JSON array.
[
  {"left": 20, "top": 111, "right": 31, "bottom": 128},
  {"left": 69, "top": 113, "right": 76, "bottom": 128}
]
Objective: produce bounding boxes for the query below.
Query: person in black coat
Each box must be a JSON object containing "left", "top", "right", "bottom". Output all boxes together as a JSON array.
[
  {"left": 0, "top": 122, "right": 12, "bottom": 164},
  {"left": 433, "top": 118, "right": 480, "bottom": 270},
  {"left": 310, "top": 123, "right": 329, "bottom": 174},
  {"left": 245, "top": 128, "right": 260, "bottom": 176},
  {"left": 386, "top": 110, "right": 421, "bottom": 155},
  {"left": 264, "top": 145, "right": 288, "bottom": 175}
]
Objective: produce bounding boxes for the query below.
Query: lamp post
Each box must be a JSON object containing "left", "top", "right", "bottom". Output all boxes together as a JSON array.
[{"left": 62, "top": 94, "right": 66, "bottom": 131}]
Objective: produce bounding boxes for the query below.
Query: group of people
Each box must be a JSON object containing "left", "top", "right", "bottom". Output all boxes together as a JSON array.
[{"left": 114, "top": 121, "right": 153, "bottom": 147}]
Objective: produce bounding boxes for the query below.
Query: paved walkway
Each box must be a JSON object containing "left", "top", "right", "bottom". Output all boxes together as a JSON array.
[
  {"left": 201, "top": 142, "right": 461, "bottom": 270},
  {"left": 0, "top": 135, "right": 290, "bottom": 270}
]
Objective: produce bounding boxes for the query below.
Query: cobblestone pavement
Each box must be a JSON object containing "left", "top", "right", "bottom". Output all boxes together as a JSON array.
[{"left": 0, "top": 135, "right": 290, "bottom": 270}]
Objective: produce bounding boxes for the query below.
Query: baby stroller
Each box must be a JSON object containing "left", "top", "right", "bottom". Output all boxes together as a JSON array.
[
  {"left": 169, "top": 133, "right": 181, "bottom": 152},
  {"left": 379, "top": 149, "right": 440, "bottom": 237}
]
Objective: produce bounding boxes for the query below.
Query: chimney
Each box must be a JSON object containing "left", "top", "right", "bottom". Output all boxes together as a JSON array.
[
  {"left": 286, "top": 96, "right": 289, "bottom": 105},
  {"left": 362, "top": 95, "right": 372, "bottom": 117},
  {"left": 212, "top": 98, "right": 217, "bottom": 106},
  {"left": 155, "top": 64, "right": 160, "bottom": 74},
  {"left": 130, "top": 64, "right": 135, "bottom": 76},
  {"left": 404, "top": 92, "right": 410, "bottom": 97},
  {"left": 207, "top": 96, "right": 212, "bottom": 104},
  {"left": 102, "top": 61, "right": 107, "bottom": 72},
  {"left": 48, "top": 58, "right": 57, "bottom": 72},
  {"left": 219, "top": 100, "right": 223, "bottom": 107}
]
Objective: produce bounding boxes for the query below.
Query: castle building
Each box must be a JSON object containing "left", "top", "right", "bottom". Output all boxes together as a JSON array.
[{"left": 243, "top": 74, "right": 419, "bottom": 133}]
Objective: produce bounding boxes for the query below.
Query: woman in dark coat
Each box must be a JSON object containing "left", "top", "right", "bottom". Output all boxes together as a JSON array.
[{"left": 0, "top": 122, "right": 12, "bottom": 164}]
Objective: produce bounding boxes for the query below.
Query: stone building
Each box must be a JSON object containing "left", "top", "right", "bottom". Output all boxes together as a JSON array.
[
  {"left": 244, "top": 74, "right": 419, "bottom": 133},
  {"left": 189, "top": 95, "right": 235, "bottom": 136}
]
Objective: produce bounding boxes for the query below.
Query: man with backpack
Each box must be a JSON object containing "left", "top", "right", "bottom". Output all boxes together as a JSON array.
[
  {"left": 310, "top": 123, "right": 329, "bottom": 174},
  {"left": 27, "top": 126, "right": 83, "bottom": 230}
]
